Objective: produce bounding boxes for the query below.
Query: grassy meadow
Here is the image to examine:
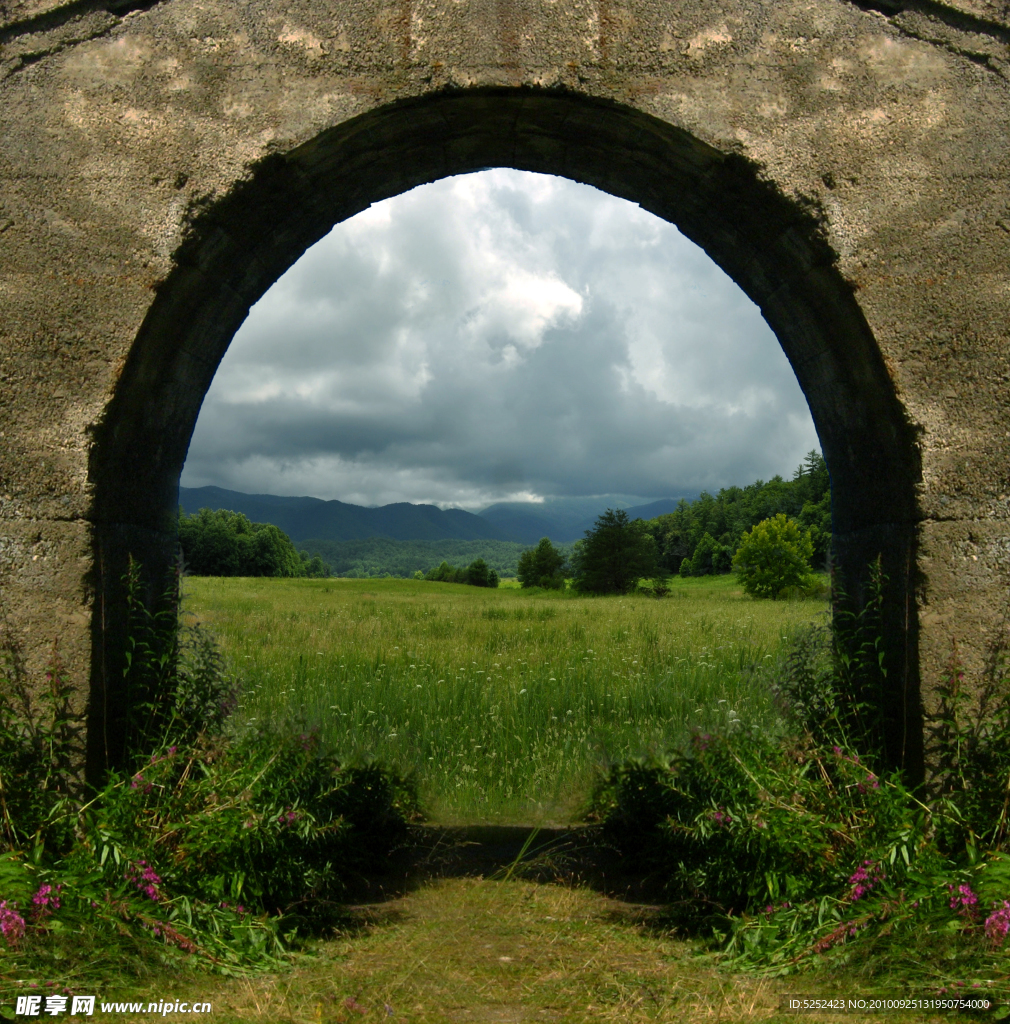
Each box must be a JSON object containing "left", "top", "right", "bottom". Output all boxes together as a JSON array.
[{"left": 182, "top": 575, "right": 828, "bottom": 824}]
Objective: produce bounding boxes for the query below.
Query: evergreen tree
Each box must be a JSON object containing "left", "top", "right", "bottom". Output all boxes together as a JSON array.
[
  {"left": 516, "top": 538, "right": 567, "bottom": 589},
  {"left": 571, "top": 509, "right": 656, "bottom": 595}
]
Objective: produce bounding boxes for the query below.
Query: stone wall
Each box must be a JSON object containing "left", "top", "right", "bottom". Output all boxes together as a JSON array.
[{"left": 1, "top": 0, "right": 1008, "bottom": 780}]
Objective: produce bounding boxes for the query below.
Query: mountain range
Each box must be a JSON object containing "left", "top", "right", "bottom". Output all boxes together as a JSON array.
[{"left": 179, "top": 486, "right": 692, "bottom": 546}]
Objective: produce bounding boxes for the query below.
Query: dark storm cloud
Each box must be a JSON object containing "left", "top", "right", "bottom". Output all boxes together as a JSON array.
[{"left": 181, "top": 170, "right": 819, "bottom": 507}]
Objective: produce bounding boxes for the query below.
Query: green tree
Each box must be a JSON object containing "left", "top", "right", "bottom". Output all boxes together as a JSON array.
[
  {"left": 179, "top": 508, "right": 313, "bottom": 577},
  {"left": 516, "top": 537, "right": 567, "bottom": 589},
  {"left": 679, "top": 532, "right": 733, "bottom": 577},
  {"left": 571, "top": 509, "right": 657, "bottom": 595},
  {"left": 425, "top": 560, "right": 459, "bottom": 582},
  {"left": 298, "top": 551, "right": 332, "bottom": 578},
  {"left": 732, "top": 513, "right": 815, "bottom": 599},
  {"left": 423, "top": 558, "right": 499, "bottom": 588},
  {"left": 465, "top": 558, "right": 499, "bottom": 588}
]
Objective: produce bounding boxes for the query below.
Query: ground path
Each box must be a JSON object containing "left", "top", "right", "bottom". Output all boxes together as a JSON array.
[
  {"left": 209, "top": 877, "right": 780, "bottom": 1023},
  {"left": 188, "top": 829, "right": 952, "bottom": 1024}
]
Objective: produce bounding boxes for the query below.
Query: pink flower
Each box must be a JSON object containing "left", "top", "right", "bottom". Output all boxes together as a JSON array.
[
  {"left": 31, "top": 884, "right": 62, "bottom": 916},
  {"left": 278, "top": 808, "right": 299, "bottom": 827},
  {"left": 130, "top": 772, "right": 153, "bottom": 794},
  {"left": 848, "top": 860, "right": 884, "bottom": 902},
  {"left": 711, "top": 808, "right": 732, "bottom": 827},
  {"left": 985, "top": 901, "right": 1010, "bottom": 944},
  {"left": 692, "top": 733, "right": 712, "bottom": 752},
  {"left": 126, "top": 860, "right": 163, "bottom": 902},
  {"left": 949, "top": 883, "right": 979, "bottom": 914},
  {"left": 0, "top": 901, "right": 26, "bottom": 944}
]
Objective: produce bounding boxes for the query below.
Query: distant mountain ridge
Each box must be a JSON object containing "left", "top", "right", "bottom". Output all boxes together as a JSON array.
[
  {"left": 179, "top": 486, "right": 503, "bottom": 543},
  {"left": 477, "top": 497, "right": 688, "bottom": 544},
  {"left": 178, "top": 485, "right": 690, "bottom": 546}
]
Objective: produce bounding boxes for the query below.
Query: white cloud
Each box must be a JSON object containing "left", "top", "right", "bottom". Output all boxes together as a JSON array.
[{"left": 182, "top": 169, "right": 819, "bottom": 506}]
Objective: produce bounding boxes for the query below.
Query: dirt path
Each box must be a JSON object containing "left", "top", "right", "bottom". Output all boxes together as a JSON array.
[
  {"left": 194, "top": 876, "right": 954, "bottom": 1024},
  {"left": 120, "top": 828, "right": 958, "bottom": 1024}
]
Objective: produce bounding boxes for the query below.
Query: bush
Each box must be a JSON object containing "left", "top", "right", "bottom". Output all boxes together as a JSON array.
[
  {"left": 0, "top": 643, "right": 81, "bottom": 854},
  {"left": 90, "top": 730, "right": 415, "bottom": 924},
  {"left": 299, "top": 551, "right": 331, "bottom": 578},
  {"left": 927, "top": 641, "right": 1010, "bottom": 855},
  {"left": 732, "top": 513, "right": 815, "bottom": 599},
  {"left": 571, "top": 509, "right": 656, "bottom": 595},
  {"left": 516, "top": 538, "right": 567, "bottom": 589},
  {"left": 589, "top": 730, "right": 920, "bottom": 927}
]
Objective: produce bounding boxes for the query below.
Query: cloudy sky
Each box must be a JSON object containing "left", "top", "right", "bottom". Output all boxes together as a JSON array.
[{"left": 181, "top": 169, "right": 820, "bottom": 509}]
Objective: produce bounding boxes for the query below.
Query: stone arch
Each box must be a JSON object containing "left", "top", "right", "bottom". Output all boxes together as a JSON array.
[{"left": 88, "top": 88, "right": 922, "bottom": 779}]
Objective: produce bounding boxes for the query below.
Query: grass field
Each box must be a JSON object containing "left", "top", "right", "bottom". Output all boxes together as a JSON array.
[{"left": 182, "top": 575, "right": 828, "bottom": 824}]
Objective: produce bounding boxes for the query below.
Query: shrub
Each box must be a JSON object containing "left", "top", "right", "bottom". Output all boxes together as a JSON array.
[
  {"left": 0, "top": 643, "right": 81, "bottom": 854},
  {"left": 589, "top": 589, "right": 1010, "bottom": 975},
  {"left": 732, "top": 513, "right": 815, "bottom": 599},
  {"left": 927, "top": 640, "right": 1010, "bottom": 855},
  {"left": 589, "top": 730, "right": 920, "bottom": 930},
  {"left": 423, "top": 558, "right": 498, "bottom": 587},
  {"left": 464, "top": 557, "right": 499, "bottom": 588},
  {"left": 516, "top": 538, "right": 567, "bottom": 589},
  {"left": 299, "top": 551, "right": 331, "bottom": 578},
  {"left": 89, "top": 730, "right": 416, "bottom": 925}
]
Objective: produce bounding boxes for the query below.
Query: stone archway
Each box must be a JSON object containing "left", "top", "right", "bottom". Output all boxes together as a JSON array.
[{"left": 1, "top": 0, "right": 1008, "bottom": 784}]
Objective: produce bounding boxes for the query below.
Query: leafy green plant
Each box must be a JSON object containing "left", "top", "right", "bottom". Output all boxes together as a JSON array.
[
  {"left": 589, "top": 729, "right": 915, "bottom": 925},
  {"left": 732, "top": 514, "right": 816, "bottom": 600},
  {"left": 589, "top": 577, "right": 1010, "bottom": 976},
  {"left": 926, "top": 638, "right": 1010, "bottom": 855},
  {"left": 0, "top": 641, "right": 82, "bottom": 854},
  {"left": 85, "top": 729, "right": 416, "bottom": 926}
]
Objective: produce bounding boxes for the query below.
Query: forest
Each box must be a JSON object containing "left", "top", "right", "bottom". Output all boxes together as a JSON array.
[{"left": 644, "top": 450, "right": 830, "bottom": 577}]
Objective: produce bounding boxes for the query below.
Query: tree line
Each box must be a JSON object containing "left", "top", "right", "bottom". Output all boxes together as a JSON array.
[
  {"left": 178, "top": 508, "right": 331, "bottom": 578},
  {"left": 513, "top": 451, "right": 831, "bottom": 597},
  {"left": 646, "top": 449, "right": 829, "bottom": 576},
  {"left": 178, "top": 451, "right": 830, "bottom": 593},
  {"left": 413, "top": 558, "right": 500, "bottom": 588},
  {"left": 296, "top": 537, "right": 528, "bottom": 579}
]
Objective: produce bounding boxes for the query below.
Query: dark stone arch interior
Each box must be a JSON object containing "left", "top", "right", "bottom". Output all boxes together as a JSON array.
[{"left": 88, "top": 87, "right": 922, "bottom": 782}]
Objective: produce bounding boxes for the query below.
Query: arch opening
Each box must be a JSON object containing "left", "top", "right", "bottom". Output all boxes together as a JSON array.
[{"left": 88, "top": 88, "right": 922, "bottom": 783}]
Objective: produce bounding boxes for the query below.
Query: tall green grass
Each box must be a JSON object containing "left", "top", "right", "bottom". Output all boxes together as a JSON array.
[{"left": 182, "top": 575, "right": 827, "bottom": 823}]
